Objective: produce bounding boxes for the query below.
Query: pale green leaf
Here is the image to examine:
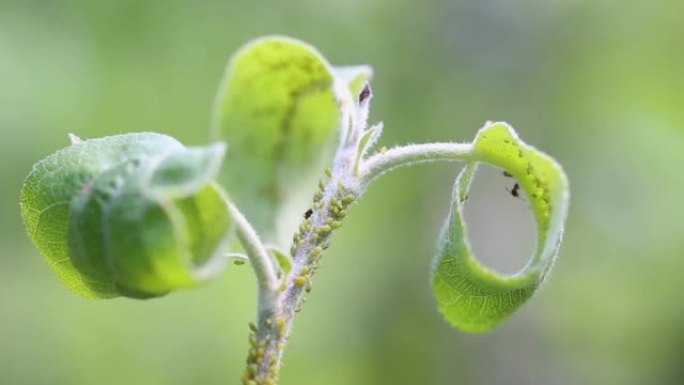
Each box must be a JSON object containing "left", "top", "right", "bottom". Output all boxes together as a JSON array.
[
  {"left": 432, "top": 122, "right": 569, "bottom": 332},
  {"left": 211, "top": 36, "right": 371, "bottom": 239},
  {"left": 20, "top": 133, "right": 233, "bottom": 299},
  {"left": 355, "top": 123, "right": 383, "bottom": 171},
  {"left": 268, "top": 246, "right": 292, "bottom": 275}
]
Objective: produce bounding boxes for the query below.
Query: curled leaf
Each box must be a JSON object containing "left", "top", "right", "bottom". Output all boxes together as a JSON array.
[
  {"left": 211, "top": 36, "right": 371, "bottom": 240},
  {"left": 20, "top": 133, "right": 233, "bottom": 299},
  {"left": 432, "top": 122, "right": 569, "bottom": 332}
]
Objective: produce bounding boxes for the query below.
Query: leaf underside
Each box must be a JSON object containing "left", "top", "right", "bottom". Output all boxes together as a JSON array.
[{"left": 432, "top": 122, "right": 569, "bottom": 332}]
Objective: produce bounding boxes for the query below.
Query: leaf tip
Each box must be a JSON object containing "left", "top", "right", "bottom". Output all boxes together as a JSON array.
[{"left": 68, "top": 133, "right": 83, "bottom": 145}]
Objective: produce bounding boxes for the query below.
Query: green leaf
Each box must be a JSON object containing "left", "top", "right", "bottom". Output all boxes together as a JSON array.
[
  {"left": 268, "top": 246, "right": 292, "bottom": 275},
  {"left": 432, "top": 122, "right": 569, "bottom": 332},
  {"left": 355, "top": 123, "right": 383, "bottom": 172},
  {"left": 332, "top": 65, "right": 373, "bottom": 100},
  {"left": 20, "top": 133, "right": 233, "bottom": 299},
  {"left": 211, "top": 36, "right": 371, "bottom": 239}
]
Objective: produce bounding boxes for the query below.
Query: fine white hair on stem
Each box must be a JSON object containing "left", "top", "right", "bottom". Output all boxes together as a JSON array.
[
  {"left": 360, "top": 142, "right": 474, "bottom": 186},
  {"left": 223, "top": 195, "right": 280, "bottom": 309}
]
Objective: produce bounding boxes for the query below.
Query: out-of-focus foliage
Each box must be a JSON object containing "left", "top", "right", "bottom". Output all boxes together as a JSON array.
[{"left": 1, "top": 1, "right": 683, "bottom": 385}]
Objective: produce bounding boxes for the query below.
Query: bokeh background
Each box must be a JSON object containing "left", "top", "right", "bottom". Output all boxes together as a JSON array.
[{"left": 2, "top": 1, "right": 683, "bottom": 384}]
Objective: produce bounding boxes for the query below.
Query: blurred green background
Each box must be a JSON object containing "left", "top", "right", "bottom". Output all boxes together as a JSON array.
[{"left": 2, "top": 1, "right": 683, "bottom": 384}]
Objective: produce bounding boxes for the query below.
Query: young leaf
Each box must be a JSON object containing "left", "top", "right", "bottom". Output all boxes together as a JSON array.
[
  {"left": 332, "top": 65, "right": 373, "bottom": 98},
  {"left": 354, "top": 123, "right": 383, "bottom": 172},
  {"left": 20, "top": 133, "right": 233, "bottom": 299},
  {"left": 268, "top": 246, "right": 292, "bottom": 275},
  {"left": 211, "top": 36, "right": 371, "bottom": 239},
  {"left": 432, "top": 122, "right": 569, "bottom": 332}
]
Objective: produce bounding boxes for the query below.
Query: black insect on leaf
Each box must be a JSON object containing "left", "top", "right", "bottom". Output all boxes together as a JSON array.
[
  {"left": 358, "top": 83, "right": 371, "bottom": 104},
  {"left": 506, "top": 182, "right": 521, "bottom": 198}
]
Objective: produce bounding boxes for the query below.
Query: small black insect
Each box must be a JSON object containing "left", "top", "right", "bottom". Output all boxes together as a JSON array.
[
  {"left": 502, "top": 171, "right": 522, "bottom": 198},
  {"left": 304, "top": 208, "right": 313, "bottom": 219},
  {"left": 358, "top": 83, "right": 371, "bottom": 104},
  {"left": 506, "top": 183, "right": 521, "bottom": 198}
]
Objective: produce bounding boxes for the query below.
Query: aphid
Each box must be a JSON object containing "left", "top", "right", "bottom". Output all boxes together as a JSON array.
[
  {"left": 248, "top": 322, "right": 258, "bottom": 333},
  {"left": 506, "top": 183, "right": 521, "bottom": 198},
  {"left": 502, "top": 171, "right": 523, "bottom": 199},
  {"left": 303, "top": 208, "right": 313, "bottom": 219},
  {"left": 359, "top": 83, "right": 372, "bottom": 103}
]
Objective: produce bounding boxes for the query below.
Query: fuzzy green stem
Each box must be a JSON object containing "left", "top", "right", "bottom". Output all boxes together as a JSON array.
[
  {"left": 241, "top": 163, "right": 357, "bottom": 385},
  {"left": 241, "top": 140, "right": 475, "bottom": 384},
  {"left": 225, "top": 198, "right": 280, "bottom": 310},
  {"left": 360, "top": 142, "right": 474, "bottom": 186}
]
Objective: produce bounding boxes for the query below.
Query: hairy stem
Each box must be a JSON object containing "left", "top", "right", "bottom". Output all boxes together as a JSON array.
[
  {"left": 225, "top": 198, "right": 279, "bottom": 309},
  {"left": 240, "top": 140, "right": 474, "bottom": 384},
  {"left": 242, "top": 158, "right": 358, "bottom": 384},
  {"left": 360, "top": 142, "right": 474, "bottom": 186}
]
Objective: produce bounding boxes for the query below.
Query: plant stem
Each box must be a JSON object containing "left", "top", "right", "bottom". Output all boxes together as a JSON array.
[
  {"left": 360, "top": 142, "right": 474, "bottom": 186},
  {"left": 241, "top": 156, "right": 358, "bottom": 385},
  {"left": 225, "top": 198, "right": 279, "bottom": 310},
  {"left": 239, "top": 140, "right": 475, "bottom": 384}
]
